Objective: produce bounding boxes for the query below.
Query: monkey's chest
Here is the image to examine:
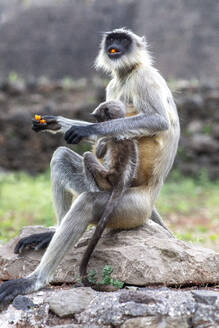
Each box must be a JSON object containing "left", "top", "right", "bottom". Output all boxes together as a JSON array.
[
  {"left": 132, "top": 135, "right": 162, "bottom": 186},
  {"left": 126, "top": 109, "right": 163, "bottom": 186}
]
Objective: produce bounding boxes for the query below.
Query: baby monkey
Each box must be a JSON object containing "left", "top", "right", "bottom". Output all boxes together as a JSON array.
[{"left": 80, "top": 100, "right": 138, "bottom": 287}]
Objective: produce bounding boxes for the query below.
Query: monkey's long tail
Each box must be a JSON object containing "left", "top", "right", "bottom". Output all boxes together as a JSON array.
[{"left": 79, "top": 183, "right": 125, "bottom": 284}]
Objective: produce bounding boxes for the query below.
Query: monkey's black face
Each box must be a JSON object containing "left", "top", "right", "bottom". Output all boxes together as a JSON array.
[
  {"left": 105, "top": 32, "right": 132, "bottom": 60},
  {"left": 92, "top": 107, "right": 111, "bottom": 122},
  {"left": 92, "top": 107, "right": 123, "bottom": 122}
]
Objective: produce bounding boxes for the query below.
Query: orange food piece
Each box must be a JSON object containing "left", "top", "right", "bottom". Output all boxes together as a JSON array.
[
  {"left": 35, "top": 114, "right": 41, "bottom": 121},
  {"left": 110, "top": 48, "right": 116, "bottom": 54},
  {"left": 40, "top": 119, "right": 46, "bottom": 124}
]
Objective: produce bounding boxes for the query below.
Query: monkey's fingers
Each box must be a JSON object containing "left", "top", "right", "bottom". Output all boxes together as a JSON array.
[
  {"left": 65, "top": 132, "right": 82, "bottom": 144},
  {"left": 32, "top": 119, "right": 47, "bottom": 132},
  {"left": 40, "top": 115, "right": 58, "bottom": 123},
  {"left": 34, "top": 233, "right": 54, "bottom": 251},
  {"left": 65, "top": 125, "right": 90, "bottom": 144},
  {"left": 14, "top": 232, "right": 54, "bottom": 254}
]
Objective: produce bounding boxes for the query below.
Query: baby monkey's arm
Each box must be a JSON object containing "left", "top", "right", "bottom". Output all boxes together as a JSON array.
[{"left": 95, "top": 137, "right": 109, "bottom": 158}]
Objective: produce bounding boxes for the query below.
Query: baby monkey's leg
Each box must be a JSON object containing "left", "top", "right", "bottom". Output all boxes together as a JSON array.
[{"left": 83, "top": 152, "right": 112, "bottom": 191}]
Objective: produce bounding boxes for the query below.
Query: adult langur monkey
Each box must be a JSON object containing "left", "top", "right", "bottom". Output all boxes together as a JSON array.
[{"left": 0, "top": 28, "right": 180, "bottom": 305}]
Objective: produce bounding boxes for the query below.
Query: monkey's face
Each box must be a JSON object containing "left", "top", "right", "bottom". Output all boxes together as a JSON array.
[
  {"left": 95, "top": 28, "right": 149, "bottom": 74},
  {"left": 91, "top": 106, "right": 114, "bottom": 122},
  {"left": 105, "top": 32, "right": 132, "bottom": 60},
  {"left": 91, "top": 107, "right": 108, "bottom": 122},
  {"left": 91, "top": 101, "right": 126, "bottom": 122}
]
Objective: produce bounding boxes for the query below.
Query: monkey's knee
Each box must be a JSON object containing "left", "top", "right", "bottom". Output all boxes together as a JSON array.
[
  {"left": 50, "top": 146, "right": 71, "bottom": 170},
  {"left": 83, "top": 151, "right": 96, "bottom": 164},
  {"left": 50, "top": 146, "right": 83, "bottom": 179}
]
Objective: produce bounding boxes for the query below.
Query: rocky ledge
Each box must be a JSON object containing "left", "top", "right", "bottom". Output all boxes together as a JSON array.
[{"left": 0, "top": 221, "right": 218, "bottom": 327}]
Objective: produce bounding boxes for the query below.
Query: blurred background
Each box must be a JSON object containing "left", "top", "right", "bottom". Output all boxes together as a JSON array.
[{"left": 0, "top": 0, "right": 218, "bottom": 250}]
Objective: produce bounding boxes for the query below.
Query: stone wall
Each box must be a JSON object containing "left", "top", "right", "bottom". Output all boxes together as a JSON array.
[
  {"left": 0, "top": 79, "right": 218, "bottom": 178},
  {"left": 175, "top": 81, "right": 219, "bottom": 179},
  {"left": 0, "top": 0, "right": 218, "bottom": 80}
]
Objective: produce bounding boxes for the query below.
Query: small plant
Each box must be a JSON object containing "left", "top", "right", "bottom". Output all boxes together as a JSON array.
[
  {"left": 101, "top": 265, "right": 124, "bottom": 289},
  {"left": 79, "top": 265, "right": 124, "bottom": 289},
  {"left": 111, "top": 279, "right": 124, "bottom": 289},
  {"left": 77, "top": 274, "right": 81, "bottom": 284},
  {"left": 101, "top": 265, "right": 113, "bottom": 285},
  {"left": 88, "top": 269, "right": 97, "bottom": 284}
]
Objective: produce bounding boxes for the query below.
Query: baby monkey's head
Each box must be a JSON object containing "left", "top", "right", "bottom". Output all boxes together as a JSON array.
[{"left": 91, "top": 100, "right": 126, "bottom": 122}]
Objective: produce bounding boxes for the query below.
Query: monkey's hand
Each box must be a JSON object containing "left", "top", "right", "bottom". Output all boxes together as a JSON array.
[
  {"left": 0, "top": 276, "right": 37, "bottom": 307},
  {"left": 64, "top": 125, "right": 94, "bottom": 144},
  {"left": 32, "top": 115, "right": 61, "bottom": 133}
]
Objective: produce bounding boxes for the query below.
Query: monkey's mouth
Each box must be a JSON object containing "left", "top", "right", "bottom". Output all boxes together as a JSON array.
[{"left": 108, "top": 47, "right": 122, "bottom": 59}]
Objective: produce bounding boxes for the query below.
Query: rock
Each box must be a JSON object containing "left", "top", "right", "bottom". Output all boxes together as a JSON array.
[
  {"left": 0, "top": 92, "right": 7, "bottom": 103},
  {"left": 0, "top": 226, "right": 55, "bottom": 281},
  {"left": 192, "top": 290, "right": 219, "bottom": 327},
  {"left": 1, "top": 81, "right": 26, "bottom": 96},
  {"left": 0, "top": 297, "right": 49, "bottom": 328},
  {"left": 0, "top": 222, "right": 218, "bottom": 287},
  {"left": 187, "top": 120, "right": 203, "bottom": 134},
  {"left": 46, "top": 288, "right": 94, "bottom": 317},
  {"left": 212, "top": 123, "right": 219, "bottom": 138},
  {"left": 0, "top": 284, "right": 218, "bottom": 327},
  {"left": 120, "top": 317, "right": 189, "bottom": 328},
  {"left": 50, "top": 325, "right": 95, "bottom": 328},
  {"left": 121, "top": 317, "right": 157, "bottom": 328},
  {"left": 13, "top": 295, "right": 34, "bottom": 311},
  {"left": 192, "top": 290, "right": 219, "bottom": 305},
  {"left": 76, "top": 287, "right": 218, "bottom": 327},
  {"left": 190, "top": 134, "right": 219, "bottom": 153},
  {"left": 49, "top": 325, "right": 93, "bottom": 328}
]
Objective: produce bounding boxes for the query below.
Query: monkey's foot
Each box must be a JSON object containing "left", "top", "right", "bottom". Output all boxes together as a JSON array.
[
  {"left": 14, "top": 231, "right": 54, "bottom": 254},
  {"left": 0, "top": 277, "right": 36, "bottom": 307}
]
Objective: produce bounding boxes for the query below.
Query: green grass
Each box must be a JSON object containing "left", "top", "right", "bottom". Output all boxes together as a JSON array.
[
  {"left": 157, "top": 171, "right": 219, "bottom": 250},
  {"left": 157, "top": 171, "right": 219, "bottom": 219},
  {"left": 0, "top": 172, "right": 54, "bottom": 242},
  {"left": 0, "top": 170, "right": 218, "bottom": 250}
]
